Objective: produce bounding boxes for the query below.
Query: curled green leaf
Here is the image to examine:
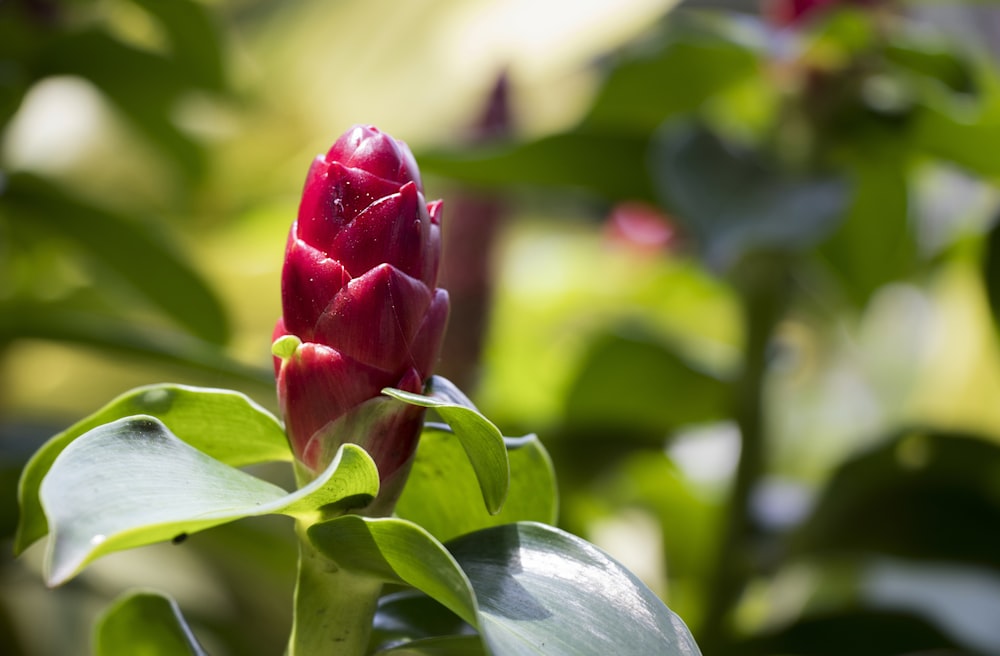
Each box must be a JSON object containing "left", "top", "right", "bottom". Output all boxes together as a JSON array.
[
  {"left": 40, "top": 416, "right": 377, "bottom": 585},
  {"left": 16, "top": 383, "right": 288, "bottom": 555},
  {"left": 382, "top": 376, "right": 509, "bottom": 515}
]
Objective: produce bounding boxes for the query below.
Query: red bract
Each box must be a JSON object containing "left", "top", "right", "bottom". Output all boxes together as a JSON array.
[
  {"left": 763, "top": 0, "right": 881, "bottom": 27},
  {"left": 274, "top": 125, "right": 448, "bottom": 497}
]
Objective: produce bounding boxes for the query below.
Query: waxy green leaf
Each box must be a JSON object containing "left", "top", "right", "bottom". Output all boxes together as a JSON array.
[
  {"left": 396, "top": 428, "right": 556, "bottom": 543},
  {"left": 310, "top": 517, "right": 702, "bottom": 656},
  {"left": 17, "top": 384, "right": 289, "bottom": 554},
  {"left": 40, "top": 416, "right": 377, "bottom": 585},
  {"left": 383, "top": 376, "right": 509, "bottom": 515},
  {"left": 94, "top": 589, "right": 207, "bottom": 656}
]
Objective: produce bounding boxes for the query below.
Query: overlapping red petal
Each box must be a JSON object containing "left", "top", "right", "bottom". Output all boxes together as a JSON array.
[
  {"left": 313, "top": 264, "right": 433, "bottom": 371},
  {"left": 330, "top": 182, "right": 431, "bottom": 282},
  {"left": 280, "top": 224, "right": 351, "bottom": 339}
]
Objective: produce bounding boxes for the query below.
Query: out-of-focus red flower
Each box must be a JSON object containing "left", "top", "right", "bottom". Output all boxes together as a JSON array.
[
  {"left": 763, "top": 0, "right": 881, "bottom": 27},
  {"left": 273, "top": 125, "right": 448, "bottom": 495},
  {"left": 604, "top": 201, "right": 677, "bottom": 256}
]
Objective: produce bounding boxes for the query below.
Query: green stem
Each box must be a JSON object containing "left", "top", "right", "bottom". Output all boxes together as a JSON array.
[
  {"left": 698, "top": 258, "right": 787, "bottom": 654},
  {"left": 287, "top": 522, "right": 383, "bottom": 656}
]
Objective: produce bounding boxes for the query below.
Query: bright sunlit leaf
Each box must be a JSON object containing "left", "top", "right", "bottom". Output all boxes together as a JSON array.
[
  {"left": 16, "top": 383, "right": 289, "bottom": 555},
  {"left": 310, "top": 517, "right": 702, "bottom": 656},
  {"left": 40, "top": 415, "right": 377, "bottom": 585}
]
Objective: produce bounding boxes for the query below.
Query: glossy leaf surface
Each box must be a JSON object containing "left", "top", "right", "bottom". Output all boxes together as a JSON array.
[
  {"left": 793, "top": 429, "right": 1000, "bottom": 568},
  {"left": 310, "top": 517, "right": 702, "bottom": 656},
  {"left": 17, "top": 383, "right": 288, "bottom": 554},
  {"left": 40, "top": 416, "right": 377, "bottom": 585}
]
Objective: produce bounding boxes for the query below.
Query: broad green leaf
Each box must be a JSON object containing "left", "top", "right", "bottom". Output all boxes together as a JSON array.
[
  {"left": 449, "top": 522, "right": 702, "bottom": 656},
  {"left": 16, "top": 383, "right": 288, "bottom": 554},
  {"left": 582, "top": 26, "right": 758, "bottom": 133},
  {"left": 914, "top": 106, "right": 1000, "bottom": 178},
  {"left": 650, "top": 124, "right": 849, "bottom": 271},
  {"left": 818, "top": 148, "right": 916, "bottom": 306},
  {"left": 4, "top": 173, "right": 228, "bottom": 342},
  {"left": 383, "top": 377, "right": 508, "bottom": 515},
  {"left": 129, "top": 0, "right": 226, "bottom": 91},
  {"left": 94, "top": 590, "right": 207, "bottom": 656},
  {"left": 40, "top": 416, "right": 377, "bottom": 585},
  {"left": 395, "top": 428, "right": 557, "bottom": 543},
  {"left": 418, "top": 130, "right": 654, "bottom": 202},
  {"left": 310, "top": 517, "right": 702, "bottom": 656},
  {"left": 884, "top": 42, "right": 976, "bottom": 95},
  {"left": 0, "top": 302, "right": 270, "bottom": 385},
  {"left": 564, "top": 327, "right": 731, "bottom": 439},
  {"left": 793, "top": 429, "right": 1000, "bottom": 568},
  {"left": 736, "top": 608, "right": 962, "bottom": 656}
]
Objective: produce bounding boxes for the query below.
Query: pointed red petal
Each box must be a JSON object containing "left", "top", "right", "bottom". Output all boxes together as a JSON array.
[
  {"left": 314, "top": 264, "right": 432, "bottom": 371},
  {"left": 297, "top": 156, "right": 340, "bottom": 247},
  {"left": 328, "top": 124, "right": 422, "bottom": 189},
  {"left": 281, "top": 222, "right": 351, "bottom": 338},
  {"left": 331, "top": 181, "right": 429, "bottom": 280}
]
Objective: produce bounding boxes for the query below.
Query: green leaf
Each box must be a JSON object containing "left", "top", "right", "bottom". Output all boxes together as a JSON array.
[
  {"left": 418, "top": 130, "right": 654, "bottom": 202},
  {"left": 39, "top": 416, "right": 377, "bottom": 585},
  {"left": 3, "top": 173, "right": 229, "bottom": 343},
  {"left": 94, "top": 589, "right": 207, "bottom": 656},
  {"left": 582, "top": 26, "right": 758, "bottom": 133},
  {"left": 308, "top": 516, "right": 478, "bottom": 626},
  {"left": 983, "top": 209, "right": 1000, "bottom": 331},
  {"left": 914, "top": 106, "right": 1000, "bottom": 178},
  {"left": 737, "top": 608, "right": 963, "bottom": 656},
  {"left": 395, "top": 428, "right": 557, "bottom": 543},
  {"left": 564, "top": 327, "right": 731, "bottom": 438},
  {"left": 818, "top": 148, "right": 917, "bottom": 306},
  {"left": 17, "top": 383, "right": 287, "bottom": 554},
  {"left": 0, "top": 302, "right": 270, "bottom": 385},
  {"left": 310, "top": 517, "right": 702, "bottom": 656},
  {"left": 650, "top": 124, "right": 850, "bottom": 271},
  {"left": 383, "top": 377, "right": 509, "bottom": 515},
  {"left": 793, "top": 429, "right": 1000, "bottom": 568},
  {"left": 129, "top": 0, "right": 226, "bottom": 91},
  {"left": 448, "top": 522, "right": 701, "bottom": 656}
]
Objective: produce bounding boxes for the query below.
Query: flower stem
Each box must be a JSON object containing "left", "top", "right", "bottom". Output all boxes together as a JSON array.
[
  {"left": 287, "top": 522, "right": 383, "bottom": 656},
  {"left": 699, "top": 257, "right": 788, "bottom": 654}
]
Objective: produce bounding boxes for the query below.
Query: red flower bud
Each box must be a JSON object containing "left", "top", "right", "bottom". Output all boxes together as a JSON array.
[{"left": 274, "top": 125, "right": 449, "bottom": 498}]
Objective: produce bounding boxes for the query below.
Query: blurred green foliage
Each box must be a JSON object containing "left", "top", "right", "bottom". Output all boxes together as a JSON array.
[{"left": 5, "top": 0, "right": 1000, "bottom": 654}]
